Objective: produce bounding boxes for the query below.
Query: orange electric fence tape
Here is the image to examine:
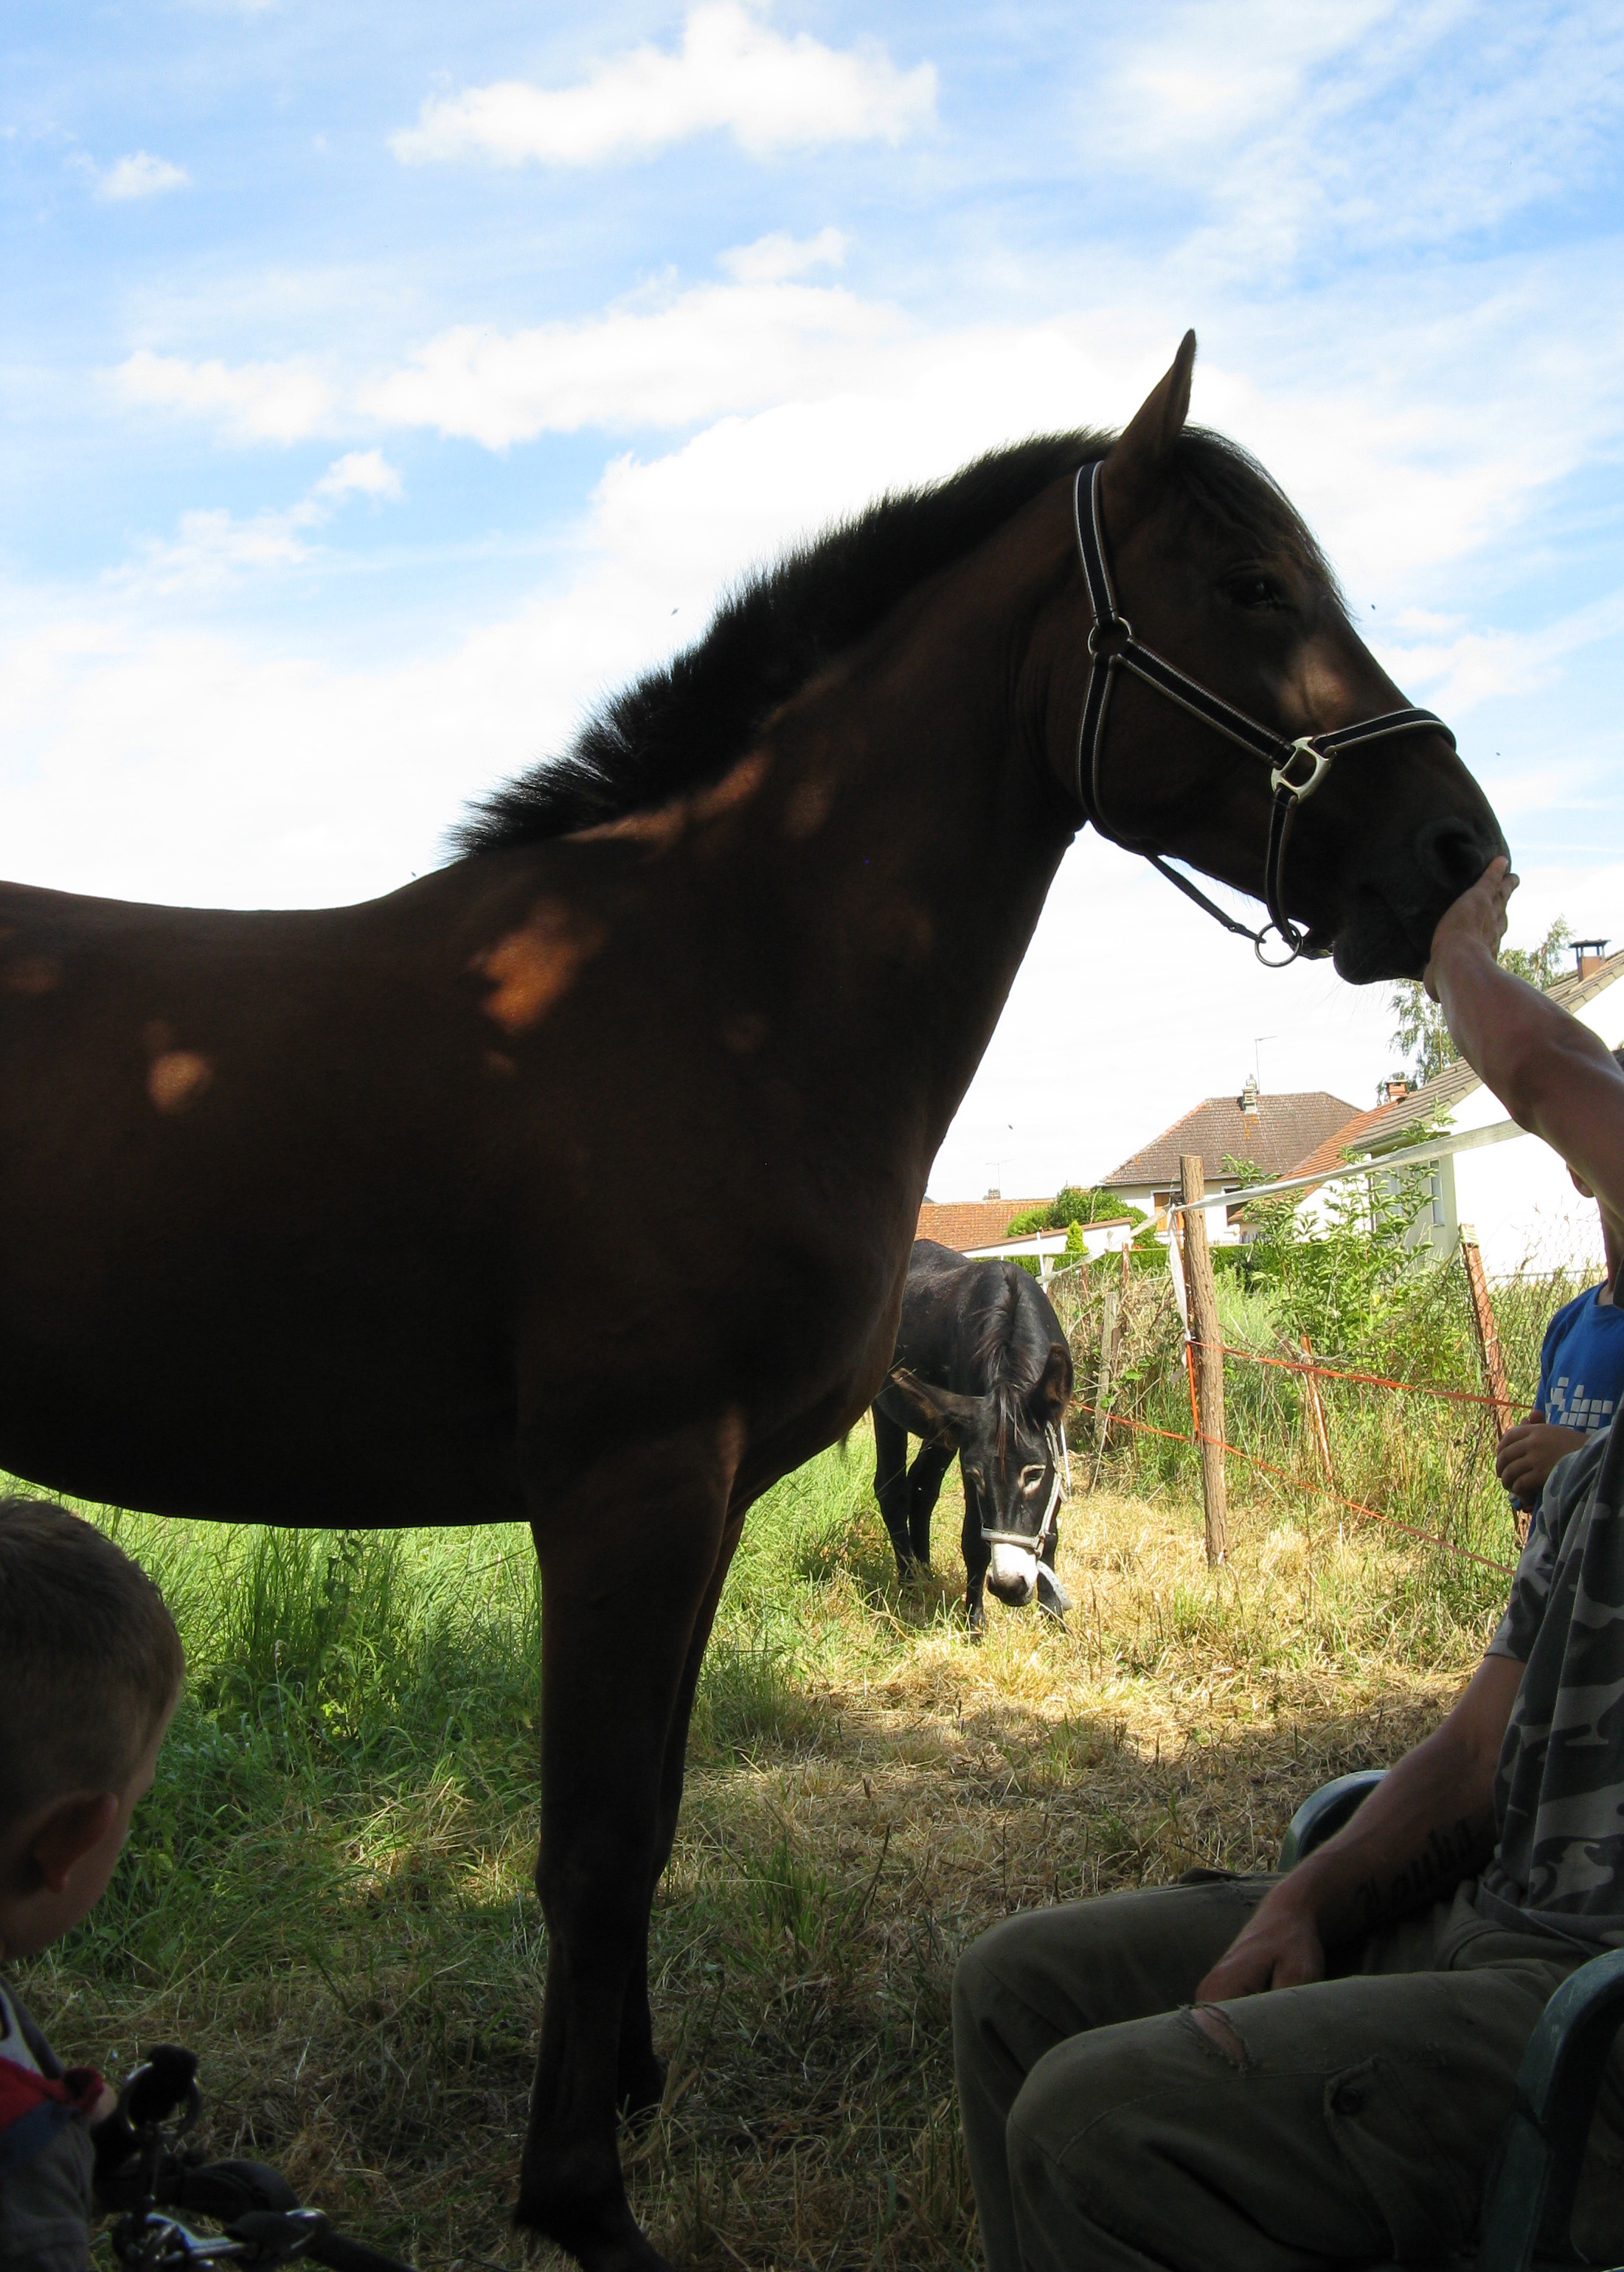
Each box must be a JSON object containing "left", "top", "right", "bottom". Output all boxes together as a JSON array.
[
  {"left": 1076, "top": 1332, "right": 1521, "bottom": 1577},
  {"left": 1212, "top": 1341, "right": 1532, "bottom": 1413}
]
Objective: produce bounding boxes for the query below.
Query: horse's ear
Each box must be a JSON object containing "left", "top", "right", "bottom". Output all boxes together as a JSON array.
[
  {"left": 1101, "top": 329, "right": 1196, "bottom": 529},
  {"left": 884, "top": 1367, "right": 979, "bottom": 1448},
  {"left": 1037, "top": 1341, "right": 1072, "bottom": 1422}
]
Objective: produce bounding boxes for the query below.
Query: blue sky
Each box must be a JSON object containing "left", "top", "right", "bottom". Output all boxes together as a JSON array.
[{"left": 4, "top": 1, "right": 1624, "bottom": 1194}]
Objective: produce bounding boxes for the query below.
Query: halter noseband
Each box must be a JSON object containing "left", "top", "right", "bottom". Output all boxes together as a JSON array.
[
  {"left": 979, "top": 1422, "right": 1071, "bottom": 1560},
  {"left": 1071, "top": 461, "right": 1456, "bottom": 966}
]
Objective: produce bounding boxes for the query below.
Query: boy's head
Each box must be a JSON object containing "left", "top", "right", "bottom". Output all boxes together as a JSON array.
[{"left": 0, "top": 1496, "right": 184, "bottom": 1960}]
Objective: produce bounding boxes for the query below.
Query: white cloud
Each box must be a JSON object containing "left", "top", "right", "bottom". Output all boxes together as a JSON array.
[
  {"left": 1095, "top": 0, "right": 1624, "bottom": 277},
  {"left": 96, "top": 150, "right": 190, "bottom": 201},
  {"left": 107, "top": 455, "right": 403, "bottom": 600},
  {"left": 358, "top": 276, "right": 907, "bottom": 448},
  {"left": 114, "top": 508, "right": 314, "bottom": 599},
  {"left": 1375, "top": 586, "right": 1624, "bottom": 715},
  {"left": 113, "top": 349, "right": 335, "bottom": 443},
  {"left": 312, "top": 448, "right": 403, "bottom": 501},
  {"left": 719, "top": 226, "right": 847, "bottom": 285},
  {"left": 389, "top": 2, "right": 935, "bottom": 167}
]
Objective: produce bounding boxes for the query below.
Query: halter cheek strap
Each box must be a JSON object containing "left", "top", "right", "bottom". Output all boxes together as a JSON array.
[
  {"left": 1071, "top": 462, "right": 1456, "bottom": 967},
  {"left": 979, "top": 1423, "right": 1071, "bottom": 1557}
]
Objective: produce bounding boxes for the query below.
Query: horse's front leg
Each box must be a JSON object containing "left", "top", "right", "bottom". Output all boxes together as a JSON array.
[
  {"left": 905, "top": 1439, "right": 954, "bottom": 1568},
  {"left": 960, "top": 1486, "right": 990, "bottom": 1636},
  {"left": 518, "top": 1418, "right": 737, "bottom": 2272},
  {"left": 615, "top": 1503, "right": 746, "bottom": 2120}
]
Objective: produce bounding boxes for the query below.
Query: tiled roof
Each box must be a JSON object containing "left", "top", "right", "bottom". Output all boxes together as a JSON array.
[
  {"left": 916, "top": 1198, "right": 1049, "bottom": 1252},
  {"left": 1100, "top": 1091, "right": 1361, "bottom": 1191},
  {"left": 1285, "top": 1102, "right": 1398, "bottom": 1187},
  {"left": 1299, "top": 947, "right": 1624, "bottom": 1166}
]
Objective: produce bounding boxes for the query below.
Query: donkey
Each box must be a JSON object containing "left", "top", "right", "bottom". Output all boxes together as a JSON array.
[
  {"left": 874, "top": 1240, "right": 1075, "bottom": 1628},
  {"left": 0, "top": 335, "right": 1505, "bottom": 2272}
]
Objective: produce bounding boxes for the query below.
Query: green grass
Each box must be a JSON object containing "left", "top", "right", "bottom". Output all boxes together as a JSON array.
[{"left": 18, "top": 1429, "right": 1498, "bottom": 2271}]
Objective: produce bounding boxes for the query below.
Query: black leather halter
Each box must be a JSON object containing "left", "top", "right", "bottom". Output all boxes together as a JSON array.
[{"left": 1071, "top": 461, "right": 1456, "bottom": 966}]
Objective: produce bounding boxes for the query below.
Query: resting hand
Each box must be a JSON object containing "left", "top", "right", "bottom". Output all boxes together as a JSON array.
[
  {"left": 1496, "top": 1417, "right": 1586, "bottom": 1501},
  {"left": 1194, "top": 1889, "right": 1326, "bottom": 2001},
  {"left": 1423, "top": 855, "right": 1518, "bottom": 1001}
]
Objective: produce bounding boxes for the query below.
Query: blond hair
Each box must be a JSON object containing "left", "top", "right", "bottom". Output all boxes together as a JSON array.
[{"left": 0, "top": 1496, "right": 184, "bottom": 1825}]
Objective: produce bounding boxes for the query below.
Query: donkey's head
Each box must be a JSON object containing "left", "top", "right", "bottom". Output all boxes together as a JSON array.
[
  {"left": 886, "top": 1341, "right": 1072, "bottom": 1605},
  {"left": 1055, "top": 332, "right": 1505, "bottom": 982}
]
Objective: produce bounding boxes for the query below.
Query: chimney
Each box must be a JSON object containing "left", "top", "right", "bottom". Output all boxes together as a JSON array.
[
  {"left": 983, "top": 1186, "right": 1001, "bottom": 1201},
  {"left": 1574, "top": 939, "right": 1611, "bottom": 980},
  {"left": 1378, "top": 1076, "right": 1409, "bottom": 1105},
  {"left": 1239, "top": 1074, "right": 1260, "bottom": 1115}
]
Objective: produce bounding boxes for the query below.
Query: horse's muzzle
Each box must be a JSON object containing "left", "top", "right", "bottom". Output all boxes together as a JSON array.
[{"left": 988, "top": 1541, "right": 1038, "bottom": 1605}]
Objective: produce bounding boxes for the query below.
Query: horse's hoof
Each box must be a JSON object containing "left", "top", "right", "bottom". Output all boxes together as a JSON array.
[{"left": 514, "top": 2189, "right": 671, "bottom": 2272}]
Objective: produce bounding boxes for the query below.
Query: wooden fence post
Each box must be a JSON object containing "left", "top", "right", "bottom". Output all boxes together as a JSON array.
[
  {"left": 1298, "top": 1333, "right": 1336, "bottom": 1493},
  {"left": 1460, "top": 1224, "right": 1516, "bottom": 1438},
  {"left": 1180, "top": 1153, "right": 1229, "bottom": 1566},
  {"left": 1094, "top": 1278, "right": 1120, "bottom": 1459}
]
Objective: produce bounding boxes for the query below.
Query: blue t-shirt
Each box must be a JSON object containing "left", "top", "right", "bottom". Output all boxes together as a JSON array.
[{"left": 1535, "top": 1283, "right": 1624, "bottom": 1434}]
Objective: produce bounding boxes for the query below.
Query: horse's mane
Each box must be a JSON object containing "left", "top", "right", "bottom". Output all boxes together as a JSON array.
[
  {"left": 971, "top": 1263, "right": 1072, "bottom": 1459},
  {"left": 455, "top": 426, "right": 1336, "bottom": 854}
]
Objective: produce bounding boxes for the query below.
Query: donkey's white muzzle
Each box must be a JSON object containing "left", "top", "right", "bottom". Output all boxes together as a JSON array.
[{"left": 988, "top": 1542, "right": 1038, "bottom": 1602}]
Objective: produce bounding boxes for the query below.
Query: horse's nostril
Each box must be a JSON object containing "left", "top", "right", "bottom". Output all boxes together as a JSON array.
[{"left": 1416, "top": 816, "right": 1498, "bottom": 897}]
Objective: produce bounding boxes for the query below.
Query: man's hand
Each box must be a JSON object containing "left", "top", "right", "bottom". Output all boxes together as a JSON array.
[
  {"left": 1423, "top": 855, "right": 1517, "bottom": 1001},
  {"left": 1195, "top": 1886, "right": 1325, "bottom": 2001},
  {"left": 1496, "top": 1417, "right": 1586, "bottom": 1502},
  {"left": 1187, "top": 1656, "right": 1519, "bottom": 2008}
]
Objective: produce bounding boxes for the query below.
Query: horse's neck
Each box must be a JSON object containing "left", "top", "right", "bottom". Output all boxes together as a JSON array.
[{"left": 752, "top": 498, "right": 1079, "bottom": 1147}]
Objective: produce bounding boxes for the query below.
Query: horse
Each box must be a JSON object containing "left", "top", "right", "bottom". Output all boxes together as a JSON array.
[
  {"left": 0, "top": 334, "right": 1505, "bottom": 2272},
  {"left": 874, "top": 1240, "right": 1075, "bottom": 1629}
]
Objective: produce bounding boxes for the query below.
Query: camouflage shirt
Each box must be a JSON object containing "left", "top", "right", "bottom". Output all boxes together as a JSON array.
[{"left": 1480, "top": 1425, "right": 1624, "bottom": 1944}]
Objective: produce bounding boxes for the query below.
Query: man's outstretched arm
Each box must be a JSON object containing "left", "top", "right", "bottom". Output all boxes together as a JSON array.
[
  {"left": 1195, "top": 1652, "right": 1523, "bottom": 1999},
  {"left": 1426, "top": 858, "right": 1624, "bottom": 1223}
]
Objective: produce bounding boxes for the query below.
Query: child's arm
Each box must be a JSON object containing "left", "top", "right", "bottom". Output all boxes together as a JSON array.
[{"left": 1496, "top": 1416, "right": 1589, "bottom": 1502}]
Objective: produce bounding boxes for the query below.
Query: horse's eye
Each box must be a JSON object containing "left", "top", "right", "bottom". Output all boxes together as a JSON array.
[
  {"left": 965, "top": 1467, "right": 984, "bottom": 1488},
  {"left": 1020, "top": 1465, "right": 1046, "bottom": 1492},
  {"left": 1224, "top": 571, "right": 1288, "bottom": 611}
]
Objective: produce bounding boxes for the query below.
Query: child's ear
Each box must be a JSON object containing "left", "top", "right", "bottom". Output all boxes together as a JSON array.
[{"left": 28, "top": 1793, "right": 119, "bottom": 1893}]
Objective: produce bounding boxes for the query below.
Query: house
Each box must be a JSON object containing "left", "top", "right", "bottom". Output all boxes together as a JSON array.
[
  {"left": 914, "top": 1194, "right": 1137, "bottom": 1275},
  {"left": 1286, "top": 945, "right": 1624, "bottom": 1277},
  {"left": 1098, "top": 1077, "right": 1361, "bottom": 1244},
  {"left": 915, "top": 1196, "right": 1053, "bottom": 1252}
]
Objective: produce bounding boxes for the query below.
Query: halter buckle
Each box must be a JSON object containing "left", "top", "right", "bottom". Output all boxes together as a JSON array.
[
  {"left": 1270, "top": 737, "right": 1334, "bottom": 804},
  {"left": 1086, "top": 612, "right": 1135, "bottom": 661}
]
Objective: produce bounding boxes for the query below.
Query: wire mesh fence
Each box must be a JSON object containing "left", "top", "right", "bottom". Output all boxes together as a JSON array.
[{"left": 1044, "top": 1241, "right": 1600, "bottom": 1608}]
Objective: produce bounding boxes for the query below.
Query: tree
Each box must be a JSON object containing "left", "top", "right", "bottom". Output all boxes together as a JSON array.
[
  {"left": 1387, "top": 917, "right": 1572, "bottom": 1088},
  {"left": 1006, "top": 1184, "right": 1145, "bottom": 1235}
]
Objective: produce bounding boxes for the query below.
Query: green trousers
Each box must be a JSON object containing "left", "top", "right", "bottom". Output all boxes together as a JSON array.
[{"left": 952, "top": 1876, "right": 1624, "bottom": 2272}]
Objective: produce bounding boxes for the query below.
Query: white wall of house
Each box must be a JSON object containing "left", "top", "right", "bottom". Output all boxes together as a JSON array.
[{"left": 1299, "top": 969, "right": 1623, "bottom": 1279}]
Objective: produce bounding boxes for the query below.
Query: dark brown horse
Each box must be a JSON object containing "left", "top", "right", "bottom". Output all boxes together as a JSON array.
[{"left": 0, "top": 337, "right": 1503, "bottom": 2271}]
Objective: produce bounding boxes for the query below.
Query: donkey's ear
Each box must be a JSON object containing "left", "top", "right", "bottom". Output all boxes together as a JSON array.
[
  {"left": 884, "top": 1368, "right": 980, "bottom": 1448},
  {"left": 1036, "top": 1341, "right": 1073, "bottom": 1422},
  {"left": 1101, "top": 330, "right": 1196, "bottom": 529}
]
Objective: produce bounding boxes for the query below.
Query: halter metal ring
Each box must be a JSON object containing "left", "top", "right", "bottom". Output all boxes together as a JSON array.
[
  {"left": 1253, "top": 925, "right": 1304, "bottom": 969},
  {"left": 1269, "top": 737, "right": 1334, "bottom": 803},
  {"left": 1086, "top": 613, "right": 1134, "bottom": 661}
]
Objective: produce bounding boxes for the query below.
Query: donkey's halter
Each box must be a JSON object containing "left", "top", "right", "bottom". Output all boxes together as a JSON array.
[
  {"left": 980, "top": 1422, "right": 1071, "bottom": 1558},
  {"left": 1071, "top": 461, "right": 1456, "bottom": 967}
]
